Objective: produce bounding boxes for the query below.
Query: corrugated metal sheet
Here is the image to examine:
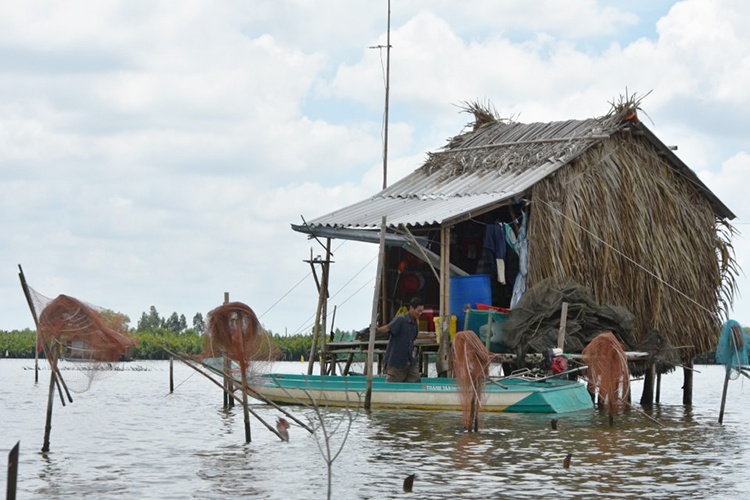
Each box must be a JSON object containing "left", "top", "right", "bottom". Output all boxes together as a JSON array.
[
  {"left": 308, "top": 118, "right": 604, "bottom": 229},
  {"left": 308, "top": 157, "right": 569, "bottom": 228}
]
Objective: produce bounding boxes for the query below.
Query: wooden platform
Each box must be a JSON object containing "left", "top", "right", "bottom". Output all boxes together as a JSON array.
[
  {"left": 322, "top": 338, "right": 439, "bottom": 376},
  {"left": 321, "top": 338, "right": 651, "bottom": 376}
]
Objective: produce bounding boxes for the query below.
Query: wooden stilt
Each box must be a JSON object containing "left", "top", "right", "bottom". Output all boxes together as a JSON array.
[
  {"left": 682, "top": 362, "right": 693, "bottom": 406},
  {"left": 640, "top": 363, "right": 655, "bottom": 406},
  {"left": 655, "top": 372, "right": 661, "bottom": 404},
  {"left": 169, "top": 357, "right": 174, "bottom": 393},
  {"left": 718, "top": 368, "right": 731, "bottom": 424}
]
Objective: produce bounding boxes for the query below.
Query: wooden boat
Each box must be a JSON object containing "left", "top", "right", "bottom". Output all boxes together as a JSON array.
[{"left": 244, "top": 372, "right": 594, "bottom": 413}]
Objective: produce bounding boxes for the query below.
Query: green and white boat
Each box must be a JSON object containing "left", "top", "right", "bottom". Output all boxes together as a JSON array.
[{"left": 244, "top": 372, "right": 593, "bottom": 414}]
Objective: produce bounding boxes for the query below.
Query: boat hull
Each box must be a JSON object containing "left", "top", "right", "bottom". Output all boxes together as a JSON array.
[{"left": 246, "top": 373, "right": 593, "bottom": 413}]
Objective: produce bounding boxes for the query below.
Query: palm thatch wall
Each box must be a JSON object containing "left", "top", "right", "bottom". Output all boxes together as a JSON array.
[{"left": 527, "top": 131, "right": 737, "bottom": 358}]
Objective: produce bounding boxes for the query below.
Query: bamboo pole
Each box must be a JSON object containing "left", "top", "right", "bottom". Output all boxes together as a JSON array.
[
  {"left": 222, "top": 292, "right": 234, "bottom": 408},
  {"left": 557, "top": 302, "right": 568, "bottom": 350},
  {"left": 235, "top": 302, "right": 252, "bottom": 443},
  {"left": 169, "top": 357, "right": 174, "bottom": 393},
  {"left": 307, "top": 250, "right": 328, "bottom": 375},
  {"left": 365, "top": 216, "right": 388, "bottom": 410},
  {"left": 240, "top": 366, "right": 251, "bottom": 443},
  {"left": 41, "top": 369, "right": 56, "bottom": 452},
  {"left": 436, "top": 225, "right": 451, "bottom": 377},
  {"left": 168, "top": 350, "right": 312, "bottom": 434},
  {"left": 17, "top": 265, "right": 39, "bottom": 383},
  {"left": 319, "top": 238, "right": 332, "bottom": 376},
  {"left": 718, "top": 368, "right": 731, "bottom": 424},
  {"left": 381, "top": 0, "right": 391, "bottom": 189}
]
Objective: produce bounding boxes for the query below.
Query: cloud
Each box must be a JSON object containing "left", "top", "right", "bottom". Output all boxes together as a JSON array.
[{"left": 1, "top": 0, "right": 749, "bottom": 335}]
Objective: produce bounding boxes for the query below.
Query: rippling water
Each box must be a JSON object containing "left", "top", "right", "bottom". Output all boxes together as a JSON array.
[{"left": 2, "top": 358, "right": 749, "bottom": 499}]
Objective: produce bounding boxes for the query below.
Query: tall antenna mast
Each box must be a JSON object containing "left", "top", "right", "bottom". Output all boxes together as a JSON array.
[
  {"left": 369, "top": 1, "right": 392, "bottom": 189},
  {"left": 382, "top": 0, "right": 391, "bottom": 189}
]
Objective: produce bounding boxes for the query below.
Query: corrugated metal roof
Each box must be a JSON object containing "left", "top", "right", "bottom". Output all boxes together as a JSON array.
[
  {"left": 300, "top": 114, "right": 734, "bottom": 231},
  {"left": 308, "top": 158, "right": 569, "bottom": 228},
  {"left": 307, "top": 117, "right": 605, "bottom": 229}
]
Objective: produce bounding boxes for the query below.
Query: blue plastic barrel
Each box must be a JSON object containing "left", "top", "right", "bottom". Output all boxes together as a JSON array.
[{"left": 449, "top": 275, "right": 491, "bottom": 329}]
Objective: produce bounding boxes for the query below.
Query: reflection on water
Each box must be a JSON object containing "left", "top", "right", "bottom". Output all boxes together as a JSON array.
[{"left": 2, "top": 360, "right": 750, "bottom": 499}]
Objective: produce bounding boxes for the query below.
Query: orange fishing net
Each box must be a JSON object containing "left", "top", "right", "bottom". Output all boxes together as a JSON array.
[
  {"left": 37, "top": 294, "right": 135, "bottom": 362},
  {"left": 203, "top": 301, "right": 279, "bottom": 369},
  {"left": 582, "top": 331, "right": 630, "bottom": 416},
  {"left": 453, "top": 330, "right": 492, "bottom": 431}
]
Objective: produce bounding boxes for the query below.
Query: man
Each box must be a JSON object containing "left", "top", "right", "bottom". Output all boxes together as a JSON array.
[{"left": 376, "top": 297, "right": 423, "bottom": 383}]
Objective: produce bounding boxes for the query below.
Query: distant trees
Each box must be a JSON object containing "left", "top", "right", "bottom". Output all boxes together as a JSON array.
[
  {"left": 0, "top": 329, "right": 37, "bottom": 358},
  {"left": 193, "top": 313, "right": 205, "bottom": 335},
  {"left": 136, "top": 306, "right": 188, "bottom": 334},
  {"left": 1, "top": 303, "right": 362, "bottom": 360}
]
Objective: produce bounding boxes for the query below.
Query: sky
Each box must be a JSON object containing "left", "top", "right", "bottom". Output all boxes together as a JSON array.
[{"left": 2, "top": 0, "right": 749, "bottom": 336}]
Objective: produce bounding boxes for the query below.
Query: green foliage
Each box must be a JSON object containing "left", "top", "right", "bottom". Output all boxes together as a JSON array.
[
  {"left": 271, "top": 333, "right": 314, "bottom": 361},
  {"left": 129, "top": 328, "right": 203, "bottom": 359},
  {"left": 0, "top": 329, "right": 37, "bottom": 358}
]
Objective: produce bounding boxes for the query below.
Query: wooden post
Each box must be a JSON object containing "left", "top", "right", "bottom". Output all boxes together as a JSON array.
[
  {"left": 640, "top": 363, "right": 655, "bottom": 406},
  {"left": 557, "top": 302, "right": 568, "bottom": 350},
  {"left": 18, "top": 265, "right": 40, "bottom": 383},
  {"left": 655, "top": 372, "right": 662, "bottom": 403},
  {"left": 718, "top": 367, "right": 731, "bottom": 424},
  {"left": 41, "top": 370, "right": 56, "bottom": 452},
  {"left": 169, "top": 357, "right": 174, "bottom": 393},
  {"left": 436, "top": 225, "right": 451, "bottom": 377},
  {"left": 222, "top": 292, "right": 234, "bottom": 408},
  {"left": 365, "top": 216, "right": 387, "bottom": 410},
  {"left": 7, "top": 441, "right": 19, "bottom": 500},
  {"left": 683, "top": 362, "right": 693, "bottom": 406},
  {"left": 240, "top": 366, "right": 251, "bottom": 443},
  {"left": 307, "top": 241, "right": 332, "bottom": 376},
  {"left": 319, "top": 239, "right": 332, "bottom": 376}
]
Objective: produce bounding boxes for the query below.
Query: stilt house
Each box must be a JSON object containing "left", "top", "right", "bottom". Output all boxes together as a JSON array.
[{"left": 293, "top": 100, "right": 738, "bottom": 401}]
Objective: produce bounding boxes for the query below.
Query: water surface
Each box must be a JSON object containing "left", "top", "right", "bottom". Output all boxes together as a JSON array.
[{"left": 2, "top": 359, "right": 749, "bottom": 499}]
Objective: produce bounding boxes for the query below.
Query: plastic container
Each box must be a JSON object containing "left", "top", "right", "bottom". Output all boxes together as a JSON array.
[
  {"left": 420, "top": 308, "right": 438, "bottom": 332},
  {"left": 449, "top": 274, "right": 492, "bottom": 328},
  {"left": 434, "top": 315, "right": 457, "bottom": 344},
  {"left": 465, "top": 309, "right": 509, "bottom": 352}
]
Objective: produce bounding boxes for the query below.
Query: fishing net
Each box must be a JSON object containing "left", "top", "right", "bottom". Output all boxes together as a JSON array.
[
  {"left": 203, "top": 301, "right": 279, "bottom": 373},
  {"left": 502, "top": 277, "right": 636, "bottom": 359},
  {"left": 715, "top": 320, "right": 749, "bottom": 379},
  {"left": 582, "top": 331, "right": 630, "bottom": 416},
  {"left": 26, "top": 286, "right": 136, "bottom": 393},
  {"left": 453, "top": 330, "right": 492, "bottom": 431}
]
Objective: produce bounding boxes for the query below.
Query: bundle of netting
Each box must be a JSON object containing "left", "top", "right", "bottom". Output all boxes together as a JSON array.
[
  {"left": 715, "top": 320, "right": 749, "bottom": 379},
  {"left": 38, "top": 294, "right": 135, "bottom": 362},
  {"left": 204, "top": 301, "right": 279, "bottom": 370},
  {"left": 453, "top": 330, "right": 492, "bottom": 431},
  {"left": 582, "top": 331, "right": 630, "bottom": 416}
]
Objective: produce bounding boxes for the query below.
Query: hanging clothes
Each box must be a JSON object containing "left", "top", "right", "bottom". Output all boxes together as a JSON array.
[
  {"left": 483, "top": 223, "right": 506, "bottom": 284},
  {"left": 510, "top": 211, "right": 528, "bottom": 309}
]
